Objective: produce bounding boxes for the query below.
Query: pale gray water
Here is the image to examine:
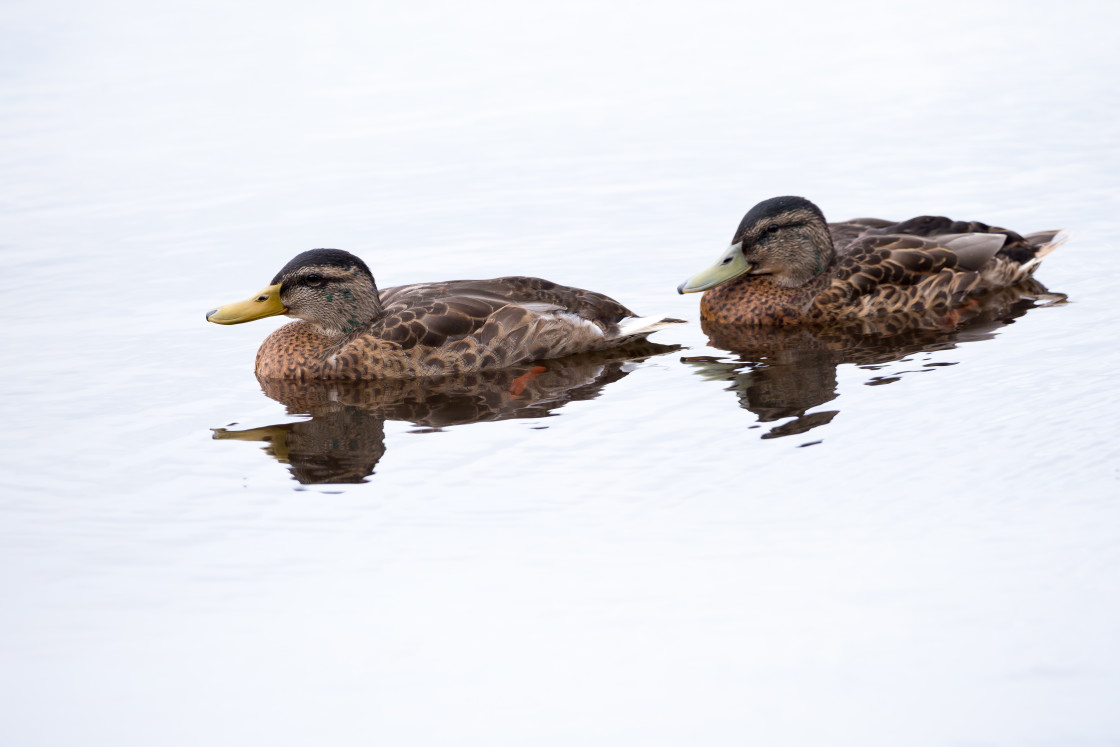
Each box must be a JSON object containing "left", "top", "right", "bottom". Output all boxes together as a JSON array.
[{"left": 2, "top": 1, "right": 1119, "bottom": 744}]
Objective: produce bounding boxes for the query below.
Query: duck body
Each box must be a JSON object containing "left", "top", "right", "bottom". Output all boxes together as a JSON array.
[
  {"left": 680, "top": 196, "right": 1064, "bottom": 328},
  {"left": 209, "top": 250, "right": 682, "bottom": 380},
  {"left": 254, "top": 276, "right": 656, "bottom": 379},
  {"left": 698, "top": 272, "right": 831, "bottom": 327}
]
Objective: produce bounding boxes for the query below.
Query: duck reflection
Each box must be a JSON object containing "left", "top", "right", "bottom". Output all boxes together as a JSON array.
[
  {"left": 213, "top": 340, "right": 680, "bottom": 484},
  {"left": 684, "top": 283, "right": 1064, "bottom": 442}
]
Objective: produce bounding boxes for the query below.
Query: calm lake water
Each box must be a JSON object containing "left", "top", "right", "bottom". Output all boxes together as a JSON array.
[{"left": 3, "top": 1, "right": 1119, "bottom": 744}]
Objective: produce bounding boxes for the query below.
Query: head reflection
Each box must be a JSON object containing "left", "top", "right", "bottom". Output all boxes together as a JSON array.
[
  {"left": 213, "top": 341, "right": 680, "bottom": 484},
  {"left": 685, "top": 284, "right": 1064, "bottom": 442}
]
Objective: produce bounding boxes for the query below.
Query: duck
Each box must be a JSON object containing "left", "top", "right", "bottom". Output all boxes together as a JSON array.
[
  {"left": 677, "top": 196, "right": 1064, "bottom": 327},
  {"left": 207, "top": 248, "right": 683, "bottom": 380}
]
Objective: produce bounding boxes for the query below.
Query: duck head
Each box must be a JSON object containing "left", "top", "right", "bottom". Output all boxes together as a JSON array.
[
  {"left": 207, "top": 249, "right": 383, "bottom": 336},
  {"left": 678, "top": 196, "right": 835, "bottom": 293}
]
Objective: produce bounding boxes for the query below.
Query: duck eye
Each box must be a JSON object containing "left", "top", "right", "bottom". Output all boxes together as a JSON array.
[
  {"left": 765, "top": 224, "right": 783, "bottom": 234},
  {"left": 304, "top": 273, "right": 324, "bottom": 287}
]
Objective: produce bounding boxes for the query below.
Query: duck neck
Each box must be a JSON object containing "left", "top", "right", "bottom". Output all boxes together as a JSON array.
[
  {"left": 776, "top": 222, "right": 836, "bottom": 289},
  {"left": 314, "top": 280, "right": 384, "bottom": 337}
]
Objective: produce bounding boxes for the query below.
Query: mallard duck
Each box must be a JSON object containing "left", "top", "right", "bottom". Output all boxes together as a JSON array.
[
  {"left": 207, "top": 249, "right": 683, "bottom": 379},
  {"left": 678, "top": 196, "right": 1064, "bottom": 326}
]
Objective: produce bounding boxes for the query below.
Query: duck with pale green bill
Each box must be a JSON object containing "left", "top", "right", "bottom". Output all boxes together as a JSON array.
[{"left": 677, "top": 195, "right": 1064, "bottom": 327}]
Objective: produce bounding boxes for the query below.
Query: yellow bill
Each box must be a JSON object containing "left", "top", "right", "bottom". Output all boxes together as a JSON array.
[{"left": 206, "top": 283, "right": 287, "bottom": 324}]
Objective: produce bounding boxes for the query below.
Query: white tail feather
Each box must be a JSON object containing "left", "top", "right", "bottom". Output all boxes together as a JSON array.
[
  {"left": 613, "top": 315, "right": 687, "bottom": 339},
  {"left": 1018, "top": 230, "right": 1068, "bottom": 274},
  {"left": 1031, "top": 230, "right": 1068, "bottom": 260}
]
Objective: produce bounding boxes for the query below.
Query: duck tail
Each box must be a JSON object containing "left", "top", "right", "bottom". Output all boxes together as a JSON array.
[
  {"left": 1024, "top": 229, "right": 1067, "bottom": 262},
  {"left": 1009, "top": 229, "right": 1067, "bottom": 281},
  {"left": 611, "top": 315, "right": 687, "bottom": 340}
]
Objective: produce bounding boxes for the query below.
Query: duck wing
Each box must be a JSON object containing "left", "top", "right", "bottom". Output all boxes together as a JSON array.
[
  {"left": 373, "top": 276, "right": 637, "bottom": 351},
  {"left": 828, "top": 218, "right": 895, "bottom": 253},
  {"left": 838, "top": 214, "right": 1060, "bottom": 264},
  {"left": 812, "top": 233, "right": 1006, "bottom": 320}
]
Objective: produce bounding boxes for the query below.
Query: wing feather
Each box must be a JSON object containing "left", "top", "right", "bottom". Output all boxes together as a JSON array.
[{"left": 372, "top": 276, "right": 635, "bottom": 352}]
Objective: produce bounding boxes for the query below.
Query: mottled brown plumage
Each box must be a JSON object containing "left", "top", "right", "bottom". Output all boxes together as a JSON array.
[
  {"left": 208, "top": 249, "right": 682, "bottom": 380},
  {"left": 678, "top": 196, "right": 1064, "bottom": 327}
]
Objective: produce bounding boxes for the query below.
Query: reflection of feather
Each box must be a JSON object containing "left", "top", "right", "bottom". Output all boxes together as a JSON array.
[
  {"left": 214, "top": 341, "right": 680, "bottom": 484},
  {"left": 687, "top": 289, "right": 1064, "bottom": 442}
]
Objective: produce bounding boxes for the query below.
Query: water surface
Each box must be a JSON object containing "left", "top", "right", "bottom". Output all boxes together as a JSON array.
[{"left": 2, "top": 1, "right": 1119, "bottom": 745}]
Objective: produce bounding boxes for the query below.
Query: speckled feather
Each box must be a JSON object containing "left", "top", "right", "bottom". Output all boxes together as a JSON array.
[
  {"left": 698, "top": 198, "right": 1063, "bottom": 327},
  {"left": 253, "top": 268, "right": 678, "bottom": 380}
]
